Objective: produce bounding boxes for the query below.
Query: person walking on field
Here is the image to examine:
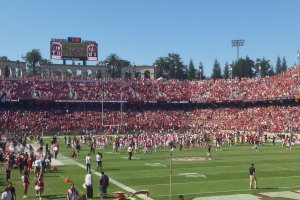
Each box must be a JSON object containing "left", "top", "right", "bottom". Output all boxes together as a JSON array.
[
  {"left": 8, "top": 182, "right": 16, "bottom": 200},
  {"left": 1, "top": 186, "right": 12, "bottom": 200},
  {"left": 128, "top": 145, "right": 133, "bottom": 160},
  {"left": 86, "top": 154, "right": 91, "bottom": 172},
  {"left": 249, "top": 163, "right": 257, "bottom": 189},
  {"left": 96, "top": 152, "right": 103, "bottom": 171},
  {"left": 67, "top": 184, "right": 79, "bottom": 200},
  {"left": 21, "top": 171, "right": 30, "bottom": 199},
  {"left": 99, "top": 171, "right": 109, "bottom": 198},
  {"left": 205, "top": 144, "right": 212, "bottom": 160},
  {"left": 85, "top": 171, "right": 93, "bottom": 199}
]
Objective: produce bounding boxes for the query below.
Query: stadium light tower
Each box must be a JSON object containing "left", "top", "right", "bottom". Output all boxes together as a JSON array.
[{"left": 232, "top": 39, "right": 245, "bottom": 61}]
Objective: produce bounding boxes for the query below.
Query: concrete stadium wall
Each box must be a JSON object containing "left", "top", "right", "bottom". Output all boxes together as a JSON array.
[{"left": 0, "top": 60, "right": 155, "bottom": 79}]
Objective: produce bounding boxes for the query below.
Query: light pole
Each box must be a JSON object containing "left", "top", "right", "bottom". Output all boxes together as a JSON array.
[
  {"left": 229, "top": 65, "right": 233, "bottom": 79},
  {"left": 199, "top": 63, "right": 203, "bottom": 80},
  {"left": 16, "top": 60, "right": 20, "bottom": 78},
  {"left": 231, "top": 39, "right": 244, "bottom": 61},
  {"left": 297, "top": 50, "right": 300, "bottom": 65},
  {"left": 101, "top": 80, "right": 104, "bottom": 126},
  {"left": 112, "top": 64, "right": 115, "bottom": 79},
  {"left": 256, "top": 59, "right": 262, "bottom": 78},
  {"left": 47, "top": 61, "right": 51, "bottom": 78},
  {"left": 154, "top": 65, "right": 157, "bottom": 80},
  {"left": 169, "top": 147, "right": 174, "bottom": 200},
  {"left": 133, "top": 63, "right": 136, "bottom": 79},
  {"left": 105, "top": 62, "right": 108, "bottom": 78}
]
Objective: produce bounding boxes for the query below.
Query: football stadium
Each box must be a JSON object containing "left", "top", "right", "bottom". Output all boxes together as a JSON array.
[{"left": 1, "top": 1, "right": 300, "bottom": 200}]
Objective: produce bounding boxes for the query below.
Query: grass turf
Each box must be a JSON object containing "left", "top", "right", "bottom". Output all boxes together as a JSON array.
[{"left": 2, "top": 139, "right": 300, "bottom": 199}]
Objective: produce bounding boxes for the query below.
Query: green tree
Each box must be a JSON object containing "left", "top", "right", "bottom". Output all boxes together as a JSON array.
[
  {"left": 117, "top": 59, "right": 131, "bottom": 78},
  {"left": 232, "top": 56, "right": 255, "bottom": 78},
  {"left": 281, "top": 57, "right": 287, "bottom": 72},
  {"left": 166, "top": 53, "right": 185, "bottom": 79},
  {"left": 270, "top": 65, "right": 275, "bottom": 76},
  {"left": 211, "top": 59, "right": 222, "bottom": 79},
  {"left": 4, "top": 66, "right": 10, "bottom": 77},
  {"left": 154, "top": 54, "right": 186, "bottom": 79},
  {"left": 187, "top": 59, "right": 196, "bottom": 80},
  {"left": 275, "top": 56, "right": 281, "bottom": 75},
  {"left": 199, "top": 62, "right": 205, "bottom": 80},
  {"left": 0, "top": 56, "right": 9, "bottom": 61},
  {"left": 105, "top": 53, "right": 120, "bottom": 78},
  {"left": 96, "top": 70, "right": 102, "bottom": 79},
  {"left": 124, "top": 70, "right": 131, "bottom": 79},
  {"left": 256, "top": 58, "right": 273, "bottom": 77},
  {"left": 154, "top": 57, "right": 168, "bottom": 78},
  {"left": 22, "top": 49, "right": 43, "bottom": 75},
  {"left": 223, "top": 62, "right": 230, "bottom": 79}
]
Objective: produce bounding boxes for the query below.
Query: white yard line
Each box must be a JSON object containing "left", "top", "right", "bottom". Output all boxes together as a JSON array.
[
  {"left": 57, "top": 153, "right": 153, "bottom": 200},
  {"left": 263, "top": 163, "right": 296, "bottom": 171},
  {"left": 114, "top": 167, "right": 300, "bottom": 180},
  {"left": 131, "top": 175, "right": 300, "bottom": 188},
  {"left": 30, "top": 141, "right": 152, "bottom": 199},
  {"left": 151, "top": 185, "right": 300, "bottom": 198}
]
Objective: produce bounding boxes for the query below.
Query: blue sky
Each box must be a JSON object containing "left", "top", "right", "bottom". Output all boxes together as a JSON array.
[{"left": 1, "top": 0, "right": 300, "bottom": 76}]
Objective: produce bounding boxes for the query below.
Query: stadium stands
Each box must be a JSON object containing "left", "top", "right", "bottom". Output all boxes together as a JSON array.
[
  {"left": 0, "top": 65, "right": 299, "bottom": 134},
  {"left": 0, "top": 65, "right": 299, "bottom": 102}
]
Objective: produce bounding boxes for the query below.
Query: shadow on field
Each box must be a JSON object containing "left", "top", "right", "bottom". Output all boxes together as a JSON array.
[
  {"left": 46, "top": 171, "right": 65, "bottom": 174},
  {"left": 105, "top": 168, "right": 120, "bottom": 171},
  {"left": 257, "top": 187, "right": 278, "bottom": 190},
  {"left": 43, "top": 194, "right": 66, "bottom": 199}
]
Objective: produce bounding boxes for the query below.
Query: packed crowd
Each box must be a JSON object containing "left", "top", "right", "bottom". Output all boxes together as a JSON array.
[
  {"left": 0, "top": 116, "right": 297, "bottom": 199},
  {"left": 1, "top": 66, "right": 299, "bottom": 102},
  {"left": 0, "top": 104, "right": 299, "bottom": 133},
  {"left": 0, "top": 132, "right": 61, "bottom": 200}
]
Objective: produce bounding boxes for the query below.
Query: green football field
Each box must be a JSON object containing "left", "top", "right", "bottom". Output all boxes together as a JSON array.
[{"left": 2, "top": 138, "right": 300, "bottom": 200}]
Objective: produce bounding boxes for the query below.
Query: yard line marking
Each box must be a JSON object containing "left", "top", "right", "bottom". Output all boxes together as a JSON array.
[
  {"left": 122, "top": 156, "right": 140, "bottom": 160},
  {"left": 258, "top": 191, "right": 300, "bottom": 199},
  {"left": 105, "top": 165, "right": 300, "bottom": 175},
  {"left": 179, "top": 173, "right": 207, "bottom": 178},
  {"left": 113, "top": 167, "right": 300, "bottom": 180},
  {"left": 106, "top": 152, "right": 120, "bottom": 154},
  {"left": 150, "top": 185, "right": 300, "bottom": 198},
  {"left": 263, "top": 163, "right": 296, "bottom": 171},
  {"left": 145, "top": 163, "right": 167, "bottom": 167},
  {"left": 131, "top": 175, "right": 300, "bottom": 188},
  {"left": 193, "top": 194, "right": 261, "bottom": 200},
  {"left": 57, "top": 152, "right": 153, "bottom": 200}
]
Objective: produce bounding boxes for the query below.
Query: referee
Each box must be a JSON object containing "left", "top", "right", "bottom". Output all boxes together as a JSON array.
[{"left": 249, "top": 163, "right": 257, "bottom": 189}]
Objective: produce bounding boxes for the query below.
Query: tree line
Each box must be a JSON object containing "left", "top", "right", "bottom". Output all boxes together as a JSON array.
[{"left": 0, "top": 49, "right": 289, "bottom": 79}]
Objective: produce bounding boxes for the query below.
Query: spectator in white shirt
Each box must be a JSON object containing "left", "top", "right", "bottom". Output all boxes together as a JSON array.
[
  {"left": 84, "top": 171, "right": 93, "bottom": 198},
  {"left": 1, "top": 186, "right": 12, "bottom": 200},
  {"left": 96, "top": 152, "right": 103, "bottom": 171},
  {"left": 85, "top": 154, "right": 91, "bottom": 172}
]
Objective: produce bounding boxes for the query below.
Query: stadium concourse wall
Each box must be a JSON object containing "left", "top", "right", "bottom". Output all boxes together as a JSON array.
[
  {"left": 1, "top": 97, "right": 300, "bottom": 137},
  {"left": 0, "top": 60, "right": 155, "bottom": 79}
]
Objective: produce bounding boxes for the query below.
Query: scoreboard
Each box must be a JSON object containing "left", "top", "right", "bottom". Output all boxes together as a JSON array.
[{"left": 50, "top": 37, "right": 98, "bottom": 61}]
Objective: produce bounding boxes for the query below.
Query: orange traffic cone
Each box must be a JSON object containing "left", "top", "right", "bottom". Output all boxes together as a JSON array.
[{"left": 65, "top": 177, "right": 70, "bottom": 183}]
